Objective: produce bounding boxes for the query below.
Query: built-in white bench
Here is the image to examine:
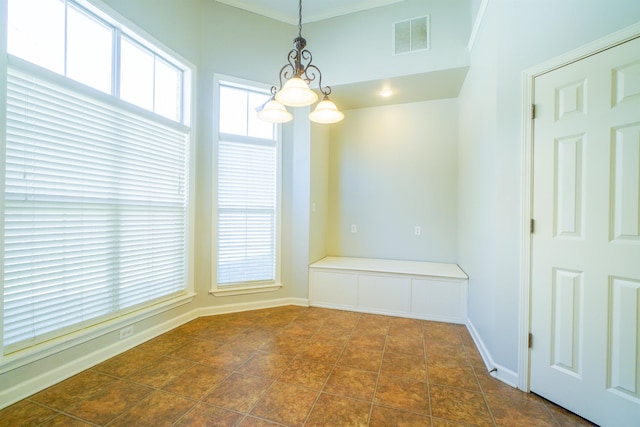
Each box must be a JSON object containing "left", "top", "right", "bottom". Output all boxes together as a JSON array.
[{"left": 308, "top": 256, "right": 468, "bottom": 324}]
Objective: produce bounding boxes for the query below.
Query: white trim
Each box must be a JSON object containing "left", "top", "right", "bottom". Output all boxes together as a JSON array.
[
  {"left": 210, "top": 283, "right": 283, "bottom": 297},
  {"left": 0, "top": 296, "right": 309, "bottom": 409},
  {"left": 211, "top": 74, "right": 283, "bottom": 296},
  {"left": 467, "top": 0, "right": 488, "bottom": 52},
  {"left": 309, "top": 256, "right": 468, "bottom": 279},
  {"left": 214, "top": 0, "right": 404, "bottom": 25},
  {"left": 518, "top": 67, "right": 534, "bottom": 392},
  {"left": 0, "top": 293, "right": 195, "bottom": 375},
  {"left": 0, "top": 0, "right": 8, "bottom": 366},
  {"left": 310, "top": 301, "right": 465, "bottom": 324},
  {"left": 197, "top": 297, "right": 309, "bottom": 317},
  {"left": 518, "top": 21, "right": 640, "bottom": 392},
  {"left": 0, "top": 307, "right": 196, "bottom": 409},
  {"left": 467, "top": 318, "right": 519, "bottom": 388},
  {"left": 81, "top": 0, "right": 194, "bottom": 94}
]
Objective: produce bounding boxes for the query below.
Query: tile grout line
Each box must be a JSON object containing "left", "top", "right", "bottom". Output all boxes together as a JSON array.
[
  {"left": 236, "top": 312, "right": 300, "bottom": 426},
  {"left": 300, "top": 311, "right": 362, "bottom": 426},
  {"left": 366, "top": 321, "right": 388, "bottom": 425},
  {"left": 163, "top": 312, "right": 271, "bottom": 426},
  {"left": 461, "top": 326, "right": 497, "bottom": 427},
  {"left": 422, "top": 320, "right": 434, "bottom": 427}
]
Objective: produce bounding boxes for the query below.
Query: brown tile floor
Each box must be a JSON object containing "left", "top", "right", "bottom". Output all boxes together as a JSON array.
[{"left": 0, "top": 306, "right": 597, "bottom": 426}]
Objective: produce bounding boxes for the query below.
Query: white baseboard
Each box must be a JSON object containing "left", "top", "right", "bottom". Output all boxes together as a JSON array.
[
  {"left": 0, "top": 310, "right": 196, "bottom": 409},
  {"left": 0, "top": 297, "right": 310, "bottom": 410},
  {"left": 310, "top": 302, "right": 465, "bottom": 324},
  {"left": 466, "top": 318, "right": 519, "bottom": 388},
  {"left": 310, "top": 302, "right": 406, "bottom": 317},
  {"left": 197, "top": 297, "right": 309, "bottom": 317}
]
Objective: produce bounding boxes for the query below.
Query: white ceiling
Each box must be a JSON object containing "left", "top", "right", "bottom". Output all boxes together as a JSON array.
[
  {"left": 215, "top": 0, "right": 405, "bottom": 24},
  {"left": 330, "top": 67, "right": 469, "bottom": 111}
]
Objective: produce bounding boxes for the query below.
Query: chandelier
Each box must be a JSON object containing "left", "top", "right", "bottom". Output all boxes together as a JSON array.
[{"left": 257, "top": 0, "right": 344, "bottom": 124}]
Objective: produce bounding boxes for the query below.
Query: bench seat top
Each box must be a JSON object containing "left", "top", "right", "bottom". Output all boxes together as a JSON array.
[{"left": 309, "top": 256, "right": 468, "bottom": 280}]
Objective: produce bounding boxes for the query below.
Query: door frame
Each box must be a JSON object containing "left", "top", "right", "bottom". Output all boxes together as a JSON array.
[{"left": 518, "top": 22, "right": 640, "bottom": 392}]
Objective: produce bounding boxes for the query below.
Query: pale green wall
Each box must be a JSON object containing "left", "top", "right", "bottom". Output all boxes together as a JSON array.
[
  {"left": 305, "top": 0, "right": 471, "bottom": 86},
  {"left": 195, "top": 2, "right": 302, "bottom": 306},
  {"left": 10, "top": 0, "right": 638, "bottom": 406},
  {"left": 458, "top": 0, "right": 640, "bottom": 372},
  {"left": 0, "top": 0, "right": 205, "bottom": 405},
  {"left": 309, "top": 123, "right": 330, "bottom": 264},
  {"left": 328, "top": 98, "right": 459, "bottom": 262},
  {"left": 0, "top": 0, "right": 306, "bottom": 405},
  {"left": 100, "top": 0, "right": 201, "bottom": 64}
]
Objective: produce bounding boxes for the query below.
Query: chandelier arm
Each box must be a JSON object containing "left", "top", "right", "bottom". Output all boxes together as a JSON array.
[
  {"left": 303, "top": 63, "right": 331, "bottom": 95},
  {"left": 302, "top": 61, "right": 319, "bottom": 85},
  {"left": 277, "top": 61, "right": 296, "bottom": 91},
  {"left": 299, "top": 49, "right": 312, "bottom": 66}
]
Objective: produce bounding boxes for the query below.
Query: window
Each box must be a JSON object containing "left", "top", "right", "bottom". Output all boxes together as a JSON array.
[
  {"left": 3, "top": 0, "right": 193, "bottom": 354},
  {"left": 7, "top": 0, "right": 185, "bottom": 122},
  {"left": 213, "top": 78, "right": 282, "bottom": 296}
]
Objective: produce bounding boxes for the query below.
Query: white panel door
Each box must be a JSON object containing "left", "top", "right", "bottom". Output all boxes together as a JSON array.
[{"left": 531, "top": 36, "right": 640, "bottom": 427}]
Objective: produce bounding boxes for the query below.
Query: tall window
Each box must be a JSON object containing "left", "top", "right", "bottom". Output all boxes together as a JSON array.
[
  {"left": 213, "top": 78, "right": 281, "bottom": 295},
  {"left": 3, "top": 0, "right": 192, "bottom": 353}
]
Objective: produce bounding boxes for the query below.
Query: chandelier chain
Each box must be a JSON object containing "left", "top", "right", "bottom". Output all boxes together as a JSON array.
[{"left": 298, "top": 0, "right": 303, "bottom": 38}]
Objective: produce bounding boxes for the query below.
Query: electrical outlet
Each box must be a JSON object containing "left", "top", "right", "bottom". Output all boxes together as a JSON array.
[
  {"left": 351, "top": 224, "right": 357, "bottom": 233},
  {"left": 119, "top": 326, "right": 134, "bottom": 340},
  {"left": 414, "top": 226, "right": 421, "bottom": 236}
]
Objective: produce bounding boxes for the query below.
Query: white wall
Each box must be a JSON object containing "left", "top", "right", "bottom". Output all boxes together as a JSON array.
[
  {"left": 459, "top": 0, "right": 640, "bottom": 375},
  {"left": 328, "top": 99, "right": 459, "bottom": 262}
]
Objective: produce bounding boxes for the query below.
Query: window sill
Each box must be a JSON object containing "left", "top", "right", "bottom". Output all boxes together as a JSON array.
[
  {"left": 210, "top": 283, "right": 283, "bottom": 297},
  {"left": 0, "top": 292, "right": 196, "bottom": 374}
]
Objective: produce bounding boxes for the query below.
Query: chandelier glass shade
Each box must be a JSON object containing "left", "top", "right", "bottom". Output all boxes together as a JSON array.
[
  {"left": 308, "top": 95, "right": 345, "bottom": 124},
  {"left": 275, "top": 76, "right": 318, "bottom": 107},
  {"left": 257, "top": 0, "right": 344, "bottom": 124},
  {"left": 257, "top": 98, "right": 294, "bottom": 123}
]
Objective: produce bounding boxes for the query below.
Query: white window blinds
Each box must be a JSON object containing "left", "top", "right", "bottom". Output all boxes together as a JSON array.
[
  {"left": 215, "top": 82, "right": 279, "bottom": 287},
  {"left": 3, "top": 59, "right": 190, "bottom": 352},
  {"left": 217, "top": 138, "right": 277, "bottom": 285}
]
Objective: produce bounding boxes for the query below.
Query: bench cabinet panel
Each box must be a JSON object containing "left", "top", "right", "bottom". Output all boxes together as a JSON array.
[
  {"left": 310, "top": 270, "right": 358, "bottom": 308},
  {"left": 411, "top": 278, "right": 467, "bottom": 323},
  {"left": 358, "top": 274, "right": 411, "bottom": 314},
  {"left": 309, "top": 257, "right": 468, "bottom": 324}
]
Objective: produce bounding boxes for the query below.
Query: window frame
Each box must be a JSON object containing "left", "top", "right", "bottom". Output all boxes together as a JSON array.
[
  {"left": 0, "top": 0, "right": 196, "bottom": 370},
  {"left": 6, "top": 0, "right": 190, "bottom": 125},
  {"left": 211, "top": 74, "right": 283, "bottom": 297}
]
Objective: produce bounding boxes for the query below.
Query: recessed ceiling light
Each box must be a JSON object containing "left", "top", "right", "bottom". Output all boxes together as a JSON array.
[{"left": 380, "top": 88, "right": 393, "bottom": 97}]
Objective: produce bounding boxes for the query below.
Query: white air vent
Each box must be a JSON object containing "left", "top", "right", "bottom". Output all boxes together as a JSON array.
[{"left": 394, "top": 15, "right": 430, "bottom": 55}]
